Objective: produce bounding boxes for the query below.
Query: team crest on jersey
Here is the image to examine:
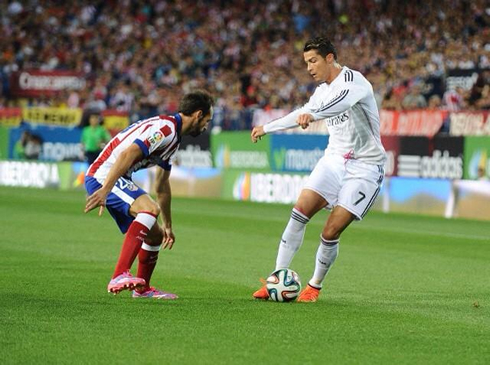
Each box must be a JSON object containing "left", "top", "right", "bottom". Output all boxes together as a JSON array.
[
  {"left": 147, "top": 131, "right": 164, "bottom": 146},
  {"left": 116, "top": 179, "right": 138, "bottom": 192},
  {"left": 127, "top": 182, "right": 138, "bottom": 191}
]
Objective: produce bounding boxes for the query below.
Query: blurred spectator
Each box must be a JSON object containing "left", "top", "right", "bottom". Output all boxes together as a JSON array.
[
  {"left": 468, "top": 70, "right": 490, "bottom": 109},
  {"left": 14, "top": 130, "right": 42, "bottom": 160},
  {"left": 81, "top": 113, "right": 111, "bottom": 164},
  {"left": 13, "top": 130, "right": 28, "bottom": 160},
  {"left": 402, "top": 85, "right": 427, "bottom": 110},
  {"left": 110, "top": 83, "right": 134, "bottom": 112},
  {"left": 475, "top": 83, "right": 490, "bottom": 110},
  {"left": 382, "top": 88, "right": 402, "bottom": 110},
  {"left": 428, "top": 95, "right": 443, "bottom": 110},
  {"left": 25, "top": 134, "right": 43, "bottom": 160},
  {"left": 0, "top": 0, "right": 488, "bottom": 129},
  {"left": 67, "top": 91, "right": 81, "bottom": 109},
  {"left": 442, "top": 87, "right": 465, "bottom": 111}
]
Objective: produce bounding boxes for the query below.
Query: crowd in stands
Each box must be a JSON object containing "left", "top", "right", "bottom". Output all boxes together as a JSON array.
[{"left": 0, "top": 0, "right": 489, "bottom": 130}]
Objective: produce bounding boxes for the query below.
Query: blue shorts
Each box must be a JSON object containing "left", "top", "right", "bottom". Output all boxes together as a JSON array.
[{"left": 85, "top": 176, "right": 147, "bottom": 233}]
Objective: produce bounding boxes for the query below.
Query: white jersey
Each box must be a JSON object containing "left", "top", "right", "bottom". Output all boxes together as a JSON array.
[
  {"left": 87, "top": 114, "right": 182, "bottom": 180},
  {"left": 263, "top": 66, "right": 386, "bottom": 165}
]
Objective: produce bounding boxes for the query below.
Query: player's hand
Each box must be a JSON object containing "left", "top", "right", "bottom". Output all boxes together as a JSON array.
[
  {"left": 162, "top": 227, "right": 175, "bottom": 250},
  {"left": 297, "top": 113, "right": 314, "bottom": 129},
  {"left": 84, "top": 188, "right": 109, "bottom": 216},
  {"left": 251, "top": 126, "right": 265, "bottom": 143}
]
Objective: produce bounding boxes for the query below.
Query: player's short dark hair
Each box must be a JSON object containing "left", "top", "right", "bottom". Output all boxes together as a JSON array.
[
  {"left": 304, "top": 37, "right": 337, "bottom": 60},
  {"left": 178, "top": 90, "right": 214, "bottom": 117}
]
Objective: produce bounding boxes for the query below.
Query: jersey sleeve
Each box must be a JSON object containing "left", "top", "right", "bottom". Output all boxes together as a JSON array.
[
  {"left": 263, "top": 108, "right": 302, "bottom": 134},
  {"left": 309, "top": 81, "right": 369, "bottom": 120},
  {"left": 263, "top": 88, "right": 323, "bottom": 134},
  {"left": 133, "top": 122, "right": 174, "bottom": 157}
]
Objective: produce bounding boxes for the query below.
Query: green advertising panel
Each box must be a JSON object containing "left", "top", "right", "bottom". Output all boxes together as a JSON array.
[
  {"left": 464, "top": 137, "right": 490, "bottom": 180},
  {"left": 222, "top": 169, "right": 250, "bottom": 201},
  {"left": 211, "top": 131, "right": 271, "bottom": 171},
  {"left": 0, "top": 126, "right": 9, "bottom": 159},
  {"left": 221, "top": 169, "right": 309, "bottom": 204},
  {"left": 57, "top": 162, "right": 87, "bottom": 191}
]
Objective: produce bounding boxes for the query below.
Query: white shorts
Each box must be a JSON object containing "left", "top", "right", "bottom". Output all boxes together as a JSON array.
[{"left": 303, "top": 154, "right": 384, "bottom": 220}]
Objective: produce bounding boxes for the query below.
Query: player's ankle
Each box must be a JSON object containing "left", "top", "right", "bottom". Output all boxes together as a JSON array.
[
  {"left": 308, "top": 281, "right": 322, "bottom": 290},
  {"left": 136, "top": 286, "right": 150, "bottom": 294}
]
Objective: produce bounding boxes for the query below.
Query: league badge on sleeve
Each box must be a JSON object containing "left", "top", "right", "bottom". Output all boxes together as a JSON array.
[{"left": 147, "top": 131, "right": 164, "bottom": 147}]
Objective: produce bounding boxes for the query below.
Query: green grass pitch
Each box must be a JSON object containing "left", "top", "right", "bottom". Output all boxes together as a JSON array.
[{"left": 0, "top": 186, "right": 489, "bottom": 364}]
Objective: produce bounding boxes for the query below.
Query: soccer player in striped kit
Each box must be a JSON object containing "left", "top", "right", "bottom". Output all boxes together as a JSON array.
[
  {"left": 251, "top": 37, "right": 386, "bottom": 302},
  {"left": 84, "top": 90, "right": 214, "bottom": 299}
]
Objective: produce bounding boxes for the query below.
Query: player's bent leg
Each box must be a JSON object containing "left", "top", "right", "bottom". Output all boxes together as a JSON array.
[
  {"left": 294, "top": 189, "right": 329, "bottom": 218},
  {"left": 129, "top": 194, "right": 161, "bottom": 217},
  {"left": 109, "top": 194, "right": 160, "bottom": 295},
  {"left": 322, "top": 205, "right": 356, "bottom": 241},
  {"left": 275, "top": 189, "right": 327, "bottom": 269},
  {"left": 136, "top": 224, "right": 163, "bottom": 291},
  {"left": 254, "top": 189, "right": 328, "bottom": 300},
  {"left": 132, "top": 223, "right": 178, "bottom": 300},
  {"left": 299, "top": 206, "right": 355, "bottom": 302}
]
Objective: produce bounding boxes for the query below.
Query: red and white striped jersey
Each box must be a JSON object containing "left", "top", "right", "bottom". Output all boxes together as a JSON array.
[{"left": 87, "top": 114, "right": 182, "bottom": 180}]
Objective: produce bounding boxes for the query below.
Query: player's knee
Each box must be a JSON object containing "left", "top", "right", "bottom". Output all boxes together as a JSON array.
[
  {"left": 139, "top": 202, "right": 160, "bottom": 217},
  {"left": 322, "top": 225, "right": 342, "bottom": 241}
]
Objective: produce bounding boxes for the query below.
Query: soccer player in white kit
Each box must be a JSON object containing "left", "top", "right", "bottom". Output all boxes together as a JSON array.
[
  {"left": 84, "top": 90, "right": 214, "bottom": 299},
  {"left": 251, "top": 37, "right": 386, "bottom": 302}
]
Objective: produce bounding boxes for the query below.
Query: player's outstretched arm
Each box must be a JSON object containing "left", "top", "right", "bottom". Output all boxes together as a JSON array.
[
  {"left": 155, "top": 168, "right": 175, "bottom": 249},
  {"left": 259, "top": 108, "right": 304, "bottom": 135}
]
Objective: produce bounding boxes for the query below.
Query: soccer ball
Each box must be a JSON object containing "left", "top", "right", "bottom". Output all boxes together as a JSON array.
[{"left": 266, "top": 269, "right": 301, "bottom": 302}]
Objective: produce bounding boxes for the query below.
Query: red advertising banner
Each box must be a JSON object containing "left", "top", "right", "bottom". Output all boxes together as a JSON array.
[
  {"left": 380, "top": 110, "right": 447, "bottom": 137},
  {"left": 9, "top": 70, "right": 87, "bottom": 97},
  {"left": 0, "top": 108, "right": 22, "bottom": 126},
  {"left": 448, "top": 111, "right": 490, "bottom": 136},
  {"left": 380, "top": 136, "right": 400, "bottom": 177}
]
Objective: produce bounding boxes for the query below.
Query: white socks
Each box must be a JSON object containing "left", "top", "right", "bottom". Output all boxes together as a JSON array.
[
  {"left": 134, "top": 212, "right": 157, "bottom": 230},
  {"left": 309, "top": 236, "right": 339, "bottom": 289},
  {"left": 274, "top": 210, "right": 340, "bottom": 289},
  {"left": 275, "top": 208, "right": 309, "bottom": 270}
]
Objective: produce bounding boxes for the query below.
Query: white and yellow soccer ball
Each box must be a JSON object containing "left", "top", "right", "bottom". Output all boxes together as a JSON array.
[{"left": 266, "top": 269, "right": 301, "bottom": 302}]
